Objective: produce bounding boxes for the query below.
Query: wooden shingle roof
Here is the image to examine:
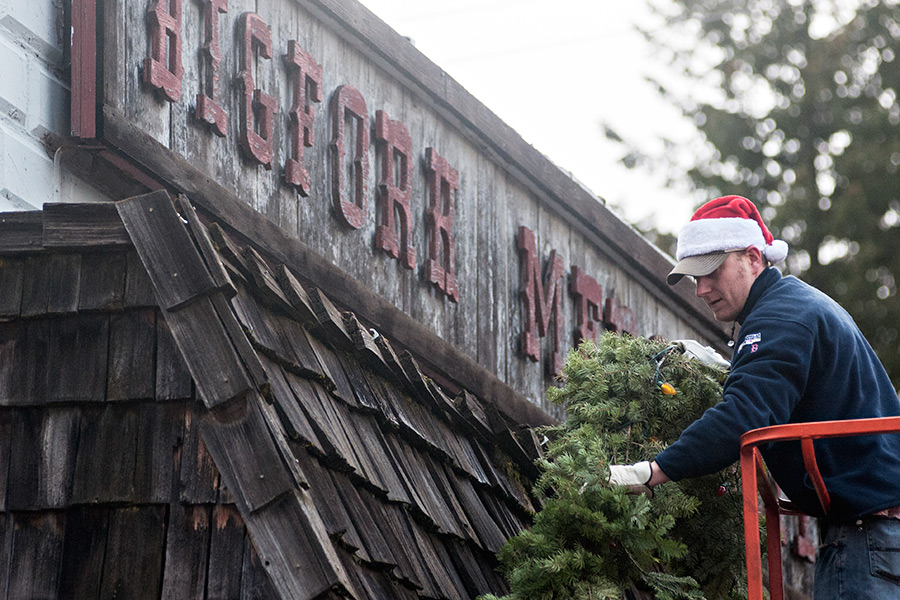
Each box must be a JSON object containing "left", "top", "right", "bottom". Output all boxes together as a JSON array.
[{"left": 0, "top": 192, "right": 547, "bottom": 599}]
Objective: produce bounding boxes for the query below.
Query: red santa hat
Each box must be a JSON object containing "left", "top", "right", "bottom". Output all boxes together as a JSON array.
[{"left": 667, "top": 195, "right": 788, "bottom": 285}]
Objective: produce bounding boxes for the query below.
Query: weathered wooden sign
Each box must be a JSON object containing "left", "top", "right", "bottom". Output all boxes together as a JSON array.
[{"left": 68, "top": 0, "right": 726, "bottom": 412}]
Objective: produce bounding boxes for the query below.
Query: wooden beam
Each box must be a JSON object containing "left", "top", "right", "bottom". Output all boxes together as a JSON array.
[
  {"left": 43, "top": 203, "right": 130, "bottom": 249},
  {"left": 70, "top": 0, "right": 97, "bottom": 138},
  {"left": 0, "top": 212, "right": 43, "bottom": 253}
]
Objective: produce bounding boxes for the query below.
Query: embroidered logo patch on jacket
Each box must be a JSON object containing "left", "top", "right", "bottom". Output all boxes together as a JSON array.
[{"left": 738, "top": 332, "right": 761, "bottom": 353}]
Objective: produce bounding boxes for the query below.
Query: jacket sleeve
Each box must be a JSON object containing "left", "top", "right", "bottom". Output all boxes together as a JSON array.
[{"left": 655, "top": 316, "right": 814, "bottom": 481}]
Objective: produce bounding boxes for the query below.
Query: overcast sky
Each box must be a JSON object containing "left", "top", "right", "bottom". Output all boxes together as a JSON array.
[{"left": 356, "top": 0, "right": 700, "bottom": 234}]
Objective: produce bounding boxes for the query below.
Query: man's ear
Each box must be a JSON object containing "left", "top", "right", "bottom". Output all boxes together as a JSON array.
[{"left": 745, "top": 246, "right": 766, "bottom": 274}]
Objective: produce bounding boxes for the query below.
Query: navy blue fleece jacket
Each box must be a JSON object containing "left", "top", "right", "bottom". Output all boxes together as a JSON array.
[{"left": 655, "top": 268, "right": 900, "bottom": 520}]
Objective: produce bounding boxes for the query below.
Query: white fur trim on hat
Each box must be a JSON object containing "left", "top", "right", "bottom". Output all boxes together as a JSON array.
[
  {"left": 675, "top": 217, "right": 766, "bottom": 260},
  {"left": 763, "top": 239, "right": 788, "bottom": 263}
]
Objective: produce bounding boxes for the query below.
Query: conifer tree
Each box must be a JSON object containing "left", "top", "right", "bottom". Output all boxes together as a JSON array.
[
  {"left": 481, "top": 333, "right": 754, "bottom": 600},
  {"left": 617, "top": 0, "right": 900, "bottom": 387}
]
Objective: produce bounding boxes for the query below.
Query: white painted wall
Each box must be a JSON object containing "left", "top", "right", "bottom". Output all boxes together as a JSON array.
[{"left": 0, "top": 0, "right": 107, "bottom": 212}]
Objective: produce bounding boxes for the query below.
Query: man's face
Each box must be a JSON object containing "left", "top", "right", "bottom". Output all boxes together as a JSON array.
[{"left": 694, "top": 251, "right": 757, "bottom": 322}]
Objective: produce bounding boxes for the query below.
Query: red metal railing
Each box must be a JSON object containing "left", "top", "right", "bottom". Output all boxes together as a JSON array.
[{"left": 739, "top": 416, "right": 900, "bottom": 600}]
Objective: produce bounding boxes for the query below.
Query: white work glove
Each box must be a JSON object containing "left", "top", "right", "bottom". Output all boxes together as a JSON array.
[
  {"left": 675, "top": 339, "right": 730, "bottom": 369},
  {"left": 607, "top": 460, "right": 653, "bottom": 497}
]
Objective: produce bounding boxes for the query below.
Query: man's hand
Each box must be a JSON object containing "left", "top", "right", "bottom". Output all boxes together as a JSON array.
[
  {"left": 608, "top": 460, "right": 653, "bottom": 496},
  {"left": 675, "top": 339, "right": 730, "bottom": 369}
]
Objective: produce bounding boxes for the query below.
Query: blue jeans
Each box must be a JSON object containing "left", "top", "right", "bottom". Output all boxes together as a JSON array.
[{"left": 815, "top": 517, "right": 900, "bottom": 599}]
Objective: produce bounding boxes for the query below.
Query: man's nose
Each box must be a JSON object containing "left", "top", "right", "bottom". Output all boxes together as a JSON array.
[{"left": 695, "top": 277, "right": 710, "bottom": 297}]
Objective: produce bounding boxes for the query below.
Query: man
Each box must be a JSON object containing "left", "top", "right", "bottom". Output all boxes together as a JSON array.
[{"left": 609, "top": 195, "right": 900, "bottom": 599}]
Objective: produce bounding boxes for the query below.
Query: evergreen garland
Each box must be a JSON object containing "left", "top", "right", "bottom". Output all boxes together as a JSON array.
[{"left": 482, "top": 333, "right": 757, "bottom": 600}]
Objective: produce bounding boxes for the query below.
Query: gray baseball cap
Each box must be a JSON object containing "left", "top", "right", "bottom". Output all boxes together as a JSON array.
[{"left": 667, "top": 251, "right": 731, "bottom": 285}]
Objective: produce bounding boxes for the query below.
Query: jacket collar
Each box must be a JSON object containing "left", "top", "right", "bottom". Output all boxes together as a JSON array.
[{"left": 736, "top": 267, "right": 781, "bottom": 325}]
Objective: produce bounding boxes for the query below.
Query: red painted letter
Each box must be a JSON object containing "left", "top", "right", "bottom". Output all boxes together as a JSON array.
[
  {"left": 604, "top": 296, "right": 636, "bottom": 335},
  {"left": 144, "top": 0, "right": 184, "bottom": 102},
  {"left": 517, "top": 226, "right": 565, "bottom": 375},
  {"left": 195, "top": 0, "right": 228, "bottom": 136},
  {"left": 284, "top": 40, "right": 322, "bottom": 196},
  {"left": 570, "top": 266, "right": 604, "bottom": 343},
  {"left": 329, "top": 85, "right": 369, "bottom": 229},
  {"left": 238, "top": 13, "right": 278, "bottom": 169},
  {"left": 374, "top": 110, "right": 415, "bottom": 270},
  {"left": 424, "top": 148, "right": 459, "bottom": 301}
]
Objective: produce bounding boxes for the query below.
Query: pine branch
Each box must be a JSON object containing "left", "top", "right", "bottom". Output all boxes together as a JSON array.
[{"left": 480, "top": 333, "right": 749, "bottom": 600}]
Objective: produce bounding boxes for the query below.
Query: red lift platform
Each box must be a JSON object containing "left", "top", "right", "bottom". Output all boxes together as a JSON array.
[{"left": 739, "top": 415, "right": 900, "bottom": 600}]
